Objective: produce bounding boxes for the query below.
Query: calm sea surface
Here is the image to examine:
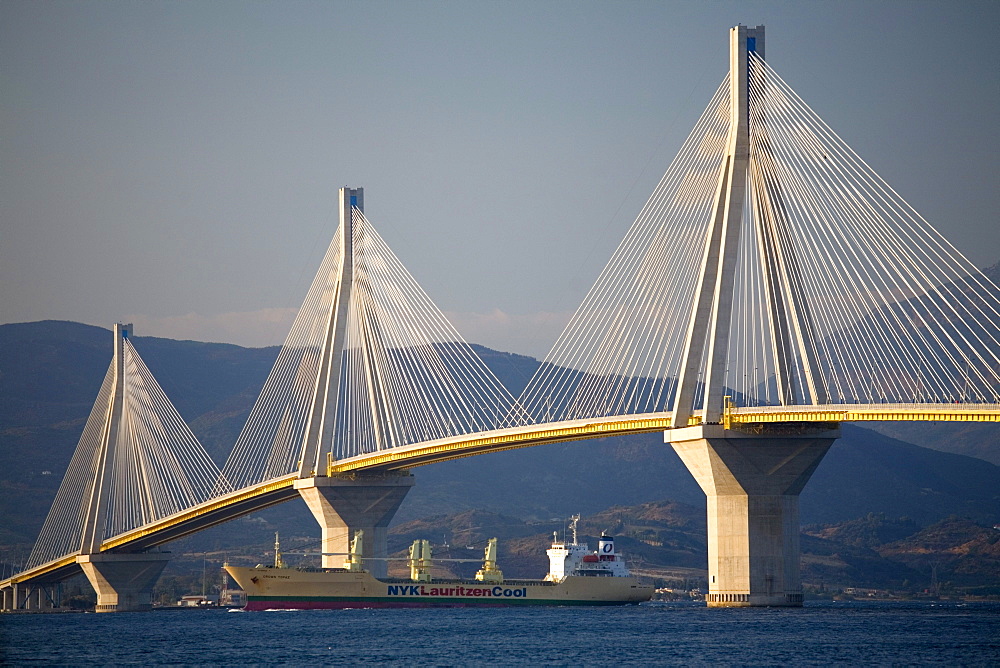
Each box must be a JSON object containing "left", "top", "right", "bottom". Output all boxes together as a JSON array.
[{"left": 2, "top": 601, "right": 998, "bottom": 666}]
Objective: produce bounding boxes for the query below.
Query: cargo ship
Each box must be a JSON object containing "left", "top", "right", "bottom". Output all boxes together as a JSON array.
[{"left": 225, "top": 517, "right": 653, "bottom": 609}]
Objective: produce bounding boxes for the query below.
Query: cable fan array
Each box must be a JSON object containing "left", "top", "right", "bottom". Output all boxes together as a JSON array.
[
  {"left": 221, "top": 207, "right": 525, "bottom": 490},
  {"left": 520, "top": 55, "right": 1000, "bottom": 421},
  {"left": 726, "top": 53, "right": 1000, "bottom": 406},
  {"left": 26, "top": 339, "right": 227, "bottom": 569},
  {"left": 518, "top": 78, "right": 733, "bottom": 421}
]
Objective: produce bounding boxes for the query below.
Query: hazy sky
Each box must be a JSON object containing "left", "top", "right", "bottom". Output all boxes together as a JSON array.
[{"left": 2, "top": 1, "right": 997, "bottom": 358}]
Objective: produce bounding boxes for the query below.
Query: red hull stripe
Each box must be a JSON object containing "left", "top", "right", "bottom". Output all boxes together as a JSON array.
[{"left": 244, "top": 597, "right": 630, "bottom": 610}]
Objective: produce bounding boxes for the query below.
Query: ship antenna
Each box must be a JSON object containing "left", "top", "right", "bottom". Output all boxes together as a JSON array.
[
  {"left": 273, "top": 531, "right": 285, "bottom": 569},
  {"left": 570, "top": 514, "right": 580, "bottom": 545}
]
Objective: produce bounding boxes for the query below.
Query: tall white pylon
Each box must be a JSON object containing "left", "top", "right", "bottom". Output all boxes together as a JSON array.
[
  {"left": 78, "top": 323, "right": 130, "bottom": 554},
  {"left": 653, "top": 24, "right": 829, "bottom": 424},
  {"left": 671, "top": 27, "right": 758, "bottom": 426},
  {"left": 298, "top": 187, "right": 361, "bottom": 478},
  {"left": 27, "top": 324, "right": 226, "bottom": 570},
  {"left": 221, "top": 186, "right": 524, "bottom": 490},
  {"left": 675, "top": 24, "right": 830, "bottom": 422}
]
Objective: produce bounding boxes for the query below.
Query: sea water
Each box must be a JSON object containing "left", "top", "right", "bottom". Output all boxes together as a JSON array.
[{"left": 1, "top": 601, "right": 998, "bottom": 665}]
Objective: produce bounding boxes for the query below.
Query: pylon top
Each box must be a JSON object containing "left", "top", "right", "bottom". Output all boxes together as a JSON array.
[{"left": 341, "top": 186, "right": 363, "bottom": 213}]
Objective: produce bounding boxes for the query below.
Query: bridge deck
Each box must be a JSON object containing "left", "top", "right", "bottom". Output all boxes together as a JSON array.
[
  {"left": 729, "top": 403, "right": 1000, "bottom": 424},
  {"left": 4, "top": 403, "right": 997, "bottom": 589}
]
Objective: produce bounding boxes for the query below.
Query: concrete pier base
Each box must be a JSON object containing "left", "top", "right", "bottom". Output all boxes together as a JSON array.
[
  {"left": 666, "top": 424, "right": 838, "bottom": 607},
  {"left": 0, "top": 582, "right": 59, "bottom": 611},
  {"left": 25, "top": 583, "right": 59, "bottom": 610},
  {"left": 295, "top": 474, "right": 414, "bottom": 578},
  {"left": 77, "top": 552, "right": 170, "bottom": 612},
  {"left": 2, "top": 582, "right": 28, "bottom": 611}
]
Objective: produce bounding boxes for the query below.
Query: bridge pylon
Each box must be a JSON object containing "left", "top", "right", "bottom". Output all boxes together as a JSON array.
[
  {"left": 667, "top": 26, "right": 837, "bottom": 607},
  {"left": 294, "top": 187, "right": 414, "bottom": 576},
  {"left": 297, "top": 188, "right": 363, "bottom": 479},
  {"left": 7, "top": 322, "right": 222, "bottom": 612},
  {"left": 73, "top": 324, "right": 169, "bottom": 612}
]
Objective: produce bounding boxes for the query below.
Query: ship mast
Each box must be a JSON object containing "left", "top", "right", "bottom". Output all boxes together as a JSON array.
[{"left": 273, "top": 532, "right": 285, "bottom": 569}]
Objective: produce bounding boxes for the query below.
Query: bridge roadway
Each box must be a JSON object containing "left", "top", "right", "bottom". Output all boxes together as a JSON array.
[{"left": 4, "top": 403, "right": 998, "bottom": 589}]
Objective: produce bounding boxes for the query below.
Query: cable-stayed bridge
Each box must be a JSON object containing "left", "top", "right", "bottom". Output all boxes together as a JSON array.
[{"left": 3, "top": 25, "right": 998, "bottom": 611}]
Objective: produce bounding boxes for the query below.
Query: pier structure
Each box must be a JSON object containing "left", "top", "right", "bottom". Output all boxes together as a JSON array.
[
  {"left": 667, "top": 424, "right": 836, "bottom": 605},
  {"left": 296, "top": 475, "right": 414, "bottom": 577},
  {"left": 2, "top": 581, "right": 61, "bottom": 611},
  {"left": 77, "top": 553, "right": 170, "bottom": 612}
]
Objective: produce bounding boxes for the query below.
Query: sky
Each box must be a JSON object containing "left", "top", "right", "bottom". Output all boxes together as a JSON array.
[{"left": 2, "top": 0, "right": 998, "bottom": 359}]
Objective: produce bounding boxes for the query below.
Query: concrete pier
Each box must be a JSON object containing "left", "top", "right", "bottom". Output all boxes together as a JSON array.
[
  {"left": 666, "top": 424, "right": 837, "bottom": 606},
  {"left": 77, "top": 553, "right": 170, "bottom": 612},
  {"left": 296, "top": 474, "right": 414, "bottom": 578},
  {"left": 6, "top": 582, "right": 25, "bottom": 611},
  {"left": 2, "top": 581, "right": 62, "bottom": 611}
]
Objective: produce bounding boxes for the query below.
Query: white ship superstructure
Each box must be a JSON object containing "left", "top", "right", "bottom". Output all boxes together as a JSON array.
[{"left": 546, "top": 515, "right": 632, "bottom": 580}]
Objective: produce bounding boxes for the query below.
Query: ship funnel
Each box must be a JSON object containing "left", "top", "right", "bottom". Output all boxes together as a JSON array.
[{"left": 599, "top": 535, "right": 615, "bottom": 557}]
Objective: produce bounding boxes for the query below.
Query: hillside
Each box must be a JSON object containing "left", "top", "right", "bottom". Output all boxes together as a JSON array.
[
  {"left": 865, "top": 422, "right": 1000, "bottom": 465},
  {"left": 876, "top": 517, "right": 1000, "bottom": 590},
  {"left": 1, "top": 320, "right": 999, "bottom": 565},
  {"left": 808, "top": 511, "right": 1000, "bottom": 589},
  {"left": 398, "top": 421, "right": 1000, "bottom": 528}
]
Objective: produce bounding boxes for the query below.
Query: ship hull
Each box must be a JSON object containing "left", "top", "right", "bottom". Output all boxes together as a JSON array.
[{"left": 226, "top": 566, "right": 653, "bottom": 610}]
